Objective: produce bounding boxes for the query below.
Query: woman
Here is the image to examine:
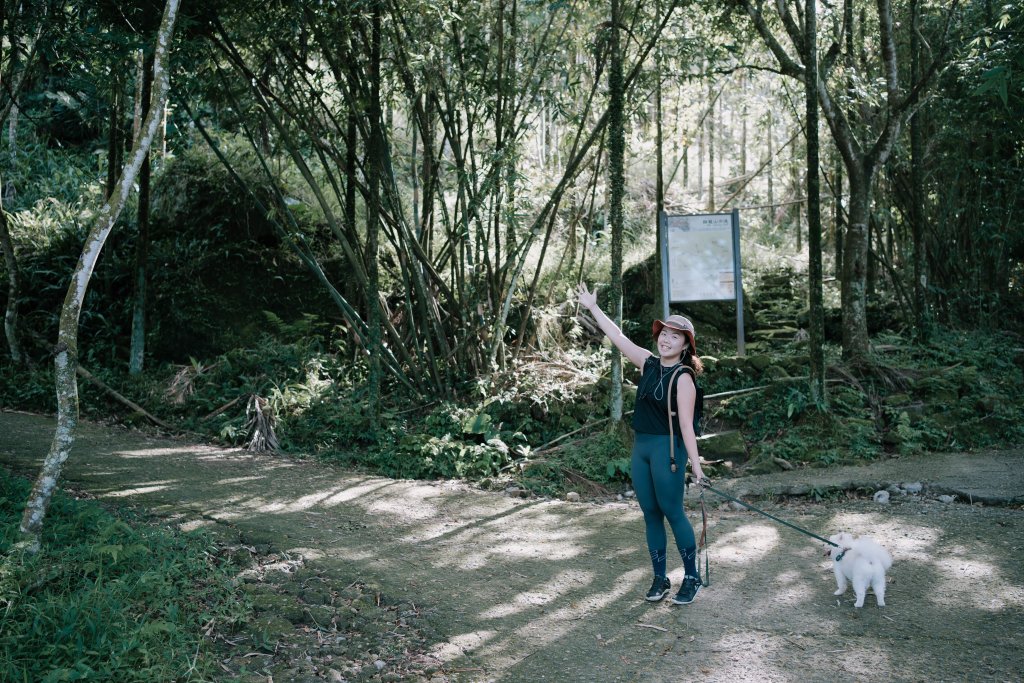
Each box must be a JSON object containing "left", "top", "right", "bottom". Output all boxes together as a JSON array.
[{"left": 577, "top": 283, "right": 707, "bottom": 605}]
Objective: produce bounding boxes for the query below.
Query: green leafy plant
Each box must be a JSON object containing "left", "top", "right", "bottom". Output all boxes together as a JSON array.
[{"left": 0, "top": 472, "right": 246, "bottom": 682}]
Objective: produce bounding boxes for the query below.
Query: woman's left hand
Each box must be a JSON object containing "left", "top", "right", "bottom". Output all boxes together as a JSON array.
[{"left": 692, "top": 464, "right": 708, "bottom": 488}]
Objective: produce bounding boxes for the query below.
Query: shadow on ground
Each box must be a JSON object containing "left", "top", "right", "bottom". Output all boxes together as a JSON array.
[{"left": 2, "top": 411, "right": 1022, "bottom": 682}]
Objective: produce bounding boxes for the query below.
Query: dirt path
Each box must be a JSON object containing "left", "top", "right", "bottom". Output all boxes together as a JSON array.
[{"left": 2, "top": 410, "right": 1023, "bottom": 682}]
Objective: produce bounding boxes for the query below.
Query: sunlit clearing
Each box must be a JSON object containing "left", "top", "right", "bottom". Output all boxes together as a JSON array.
[
  {"left": 715, "top": 522, "right": 780, "bottom": 564},
  {"left": 479, "top": 569, "right": 594, "bottom": 620},
  {"left": 179, "top": 519, "right": 212, "bottom": 532}
]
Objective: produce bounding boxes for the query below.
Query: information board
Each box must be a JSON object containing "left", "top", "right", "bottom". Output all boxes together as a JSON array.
[
  {"left": 665, "top": 213, "right": 735, "bottom": 302},
  {"left": 659, "top": 209, "right": 745, "bottom": 355}
]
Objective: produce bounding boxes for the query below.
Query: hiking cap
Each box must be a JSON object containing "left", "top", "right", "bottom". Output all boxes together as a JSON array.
[{"left": 652, "top": 315, "right": 696, "bottom": 354}]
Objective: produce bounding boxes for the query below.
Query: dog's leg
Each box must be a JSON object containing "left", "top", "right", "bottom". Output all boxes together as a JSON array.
[
  {"left": 871, "top": 570, "right": 886, "bottom": 607},
  {"left": 852, "top": 573, "right": 868, "bottom": 608},
  {"left": 832, "top": 563, "right": 847, "bottom": 596}
]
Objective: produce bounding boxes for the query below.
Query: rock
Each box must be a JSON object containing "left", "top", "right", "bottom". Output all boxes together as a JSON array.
[
  {"left": 729, "top": 501, "right": 747, "bottom": 511},
  {"left": 565, "top": 492, "right": 581, "bottom": 503},
  {"left": 773, "top": 457, "right": 794, "bottom": 471},
  {"left": 375, "top": 660, "right": 386, "bottom": 671},
  {"left": 624, "top": 489, "right": 635, "bottom": 498},
  {"left": 873, "top": 490, "right": 890, "bottom": 504},
  {"left": 903, "top": 482, "right": 924, "bottom": 494},
  {"left": 699, "top": 430, "right": 747, "bottom": 460},
  {"left": 938, "top": 494, "right": 956, "bottom": 503}
]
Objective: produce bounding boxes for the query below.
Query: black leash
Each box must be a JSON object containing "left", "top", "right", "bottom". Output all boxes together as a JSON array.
[{"left": 698, "top": 479, "right": 840, "bottom": 548}]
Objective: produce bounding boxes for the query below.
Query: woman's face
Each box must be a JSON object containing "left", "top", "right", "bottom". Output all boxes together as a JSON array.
[{"left": 657, "top": 327, "right": 688, "bottom": 360}]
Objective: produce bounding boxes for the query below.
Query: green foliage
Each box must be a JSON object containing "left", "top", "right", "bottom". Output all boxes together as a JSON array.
[{"left": 0, "top": 472, "right": 246, "bottom": 682}]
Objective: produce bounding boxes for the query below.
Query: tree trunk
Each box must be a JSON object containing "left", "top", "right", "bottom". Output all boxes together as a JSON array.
[
  {"left": 19, "top": 0, "right": 180, "bottom": 552},
  {"left": 842, "top": 172, "right": 870, "bottom": 359},
  {"left": 105, "top": 83, "right": 121, "bottom": 201},
  {"left": 834, "top": 153, "right": 843, "bottom": 276},
  {"left": 707, "top": 86, "right": 715, "bottom": 211},
  {"left": 129, "top": 53, "right": 155, "bottom": 375},
  {"left": 607, "top": 0, "right": 625, "bottom": 421},
  {"left": 655, "top": 0, "right": 665, "bottom": 314},
  {"left": 0, "top": 188, "right": 21, "bottom": 364},
  {"left": 909, "top": 0, "right": 928, "bottom": 341},
  {"left": 766, "top": 108, "right": 774, "bottom": 231},
  {"left": 365, "top": 1, "right": 384, "bottom": 430},
  {"left": 805, "top": 0, "right": 825, "bottom": 405}
]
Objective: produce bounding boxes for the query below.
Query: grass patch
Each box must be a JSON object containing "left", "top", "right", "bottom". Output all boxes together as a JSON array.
[{"left": 0, "top": 471, "right": 247, "bottom": 682}]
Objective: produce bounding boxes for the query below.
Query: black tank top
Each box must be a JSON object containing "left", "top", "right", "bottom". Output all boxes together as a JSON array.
[{"left": 631, "top": 355, "right": 694, "bottom": 435}]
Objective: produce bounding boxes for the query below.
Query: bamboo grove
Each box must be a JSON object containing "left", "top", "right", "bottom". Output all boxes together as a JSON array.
[{"left": 1, "top": 0, "right": 1022, "bottom": 400}]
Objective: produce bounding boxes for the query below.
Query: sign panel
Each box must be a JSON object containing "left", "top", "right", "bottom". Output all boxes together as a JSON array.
[{"left": 666, "top": 213, "right": 736, "bottom": 302}]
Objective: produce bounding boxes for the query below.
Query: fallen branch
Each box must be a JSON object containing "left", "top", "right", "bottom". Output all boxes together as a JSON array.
[
  {"left": 76, "top": 365, "right": 175, "bottom": 431},
  {"left": 635, "top": 623, "right": 669, "bottom": 632},
  {"left": 202, "top": 395, "right": 244, "bottom": 422}
]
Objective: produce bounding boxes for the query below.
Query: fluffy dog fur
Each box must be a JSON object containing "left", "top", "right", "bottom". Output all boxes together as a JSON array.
[{"left": 827, "top": 532, "right": 893, "bottom": 607}]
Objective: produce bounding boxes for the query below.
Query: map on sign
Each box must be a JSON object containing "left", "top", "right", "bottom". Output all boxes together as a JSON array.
[{"left": 666, "top": 213, "right": 735, "bottom": 302}]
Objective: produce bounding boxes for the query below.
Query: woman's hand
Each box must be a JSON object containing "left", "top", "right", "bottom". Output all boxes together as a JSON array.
[
  {"left": 692, "top": 463, "right": 708, "bottom": 489},
  {"left": 577, "top": 283, "right": 598, "bottom": 312}
]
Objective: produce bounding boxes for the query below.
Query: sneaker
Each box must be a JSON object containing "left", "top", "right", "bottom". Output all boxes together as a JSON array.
[
  {"left": 672, "top": 575, "right": 702, "bottom": 605},
  {"left": 645, "top": 576, "right": 671, "bottom": 602}
]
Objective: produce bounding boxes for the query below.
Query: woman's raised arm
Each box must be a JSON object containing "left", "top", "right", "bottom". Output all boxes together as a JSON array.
[{"left": 577, "top": 283, "right": 652, "bottom": 369}]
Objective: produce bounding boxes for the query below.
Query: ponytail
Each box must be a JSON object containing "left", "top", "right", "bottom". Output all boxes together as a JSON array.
[{"left": 683, "top": 349, "right": 704, "bottom": 375}]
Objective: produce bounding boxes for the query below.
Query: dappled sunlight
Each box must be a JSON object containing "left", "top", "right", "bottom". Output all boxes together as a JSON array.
[
  {"left": 703, "top": 630, "right": 787, "bottom": 681},
  {"left": 478, "top": 569, "right": 594, "bottom": 620},
  {"left": 426, "top": 629, "right": 498, "bottom": 664},
  {"left": 178, "top": 518, "right": 213, "bottom": 532},
  {"left": 285, "top": 547, "right": 326, "bottom": 561},
  {"left": 317, "top": 480, "right": 401, "bottom": 508},
  {"left": 215, "top": 475, "right": 266, "bottom": 485},
  {"left": 772, "top": 568, "right": 819, "bottom": 607},
  {"left": 463, "top": 567, "right": 647, "bottom": 672},
  {"left": 714, "top": 522, "right": 780, "bottom": 564},
  {"left": 103, "top": 483, "right": 172, "bottom": 498},
  {"left": 929, "top": 550, "right": 1024, "bottom": 611},
  {"left": 429, "top": 509, "right": 595, "bottom": 570},
  {"left": 821, "top": 512, "right": 1024, "bottom": 612},
  {"left": 254, "top": 486, "right": 356, "bottom": 514}
]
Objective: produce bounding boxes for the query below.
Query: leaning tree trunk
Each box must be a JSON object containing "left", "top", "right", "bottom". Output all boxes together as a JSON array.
[{"left": 19, "top": 0, "right": 180, "bottom": 552}]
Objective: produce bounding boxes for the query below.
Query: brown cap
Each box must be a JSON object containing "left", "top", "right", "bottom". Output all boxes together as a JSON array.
[{"left": 652, "top": 314, "right": 696, "bottom": 354}]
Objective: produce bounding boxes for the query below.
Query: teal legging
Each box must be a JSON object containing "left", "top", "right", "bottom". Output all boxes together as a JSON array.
[{"left": 631, "top": 432, "right": 698, "bottom": 576}]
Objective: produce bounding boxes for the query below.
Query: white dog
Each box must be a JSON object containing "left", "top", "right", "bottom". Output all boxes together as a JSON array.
[{"left": 826, "top": 532, "right": 893, "bottom": 607}]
